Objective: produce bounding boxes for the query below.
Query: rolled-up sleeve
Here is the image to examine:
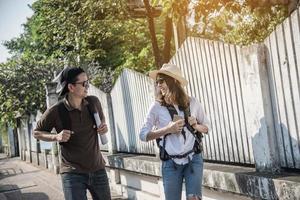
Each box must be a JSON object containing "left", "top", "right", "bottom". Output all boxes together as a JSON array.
[
  {"left": 139, "top": 102, "right": 157, "bottom": 142},
  {"left": 35, "top": 107, "right": 57, "bottom": 132},
  {"left": 194, "top": 98, "right": 210, "bottom": 132}
]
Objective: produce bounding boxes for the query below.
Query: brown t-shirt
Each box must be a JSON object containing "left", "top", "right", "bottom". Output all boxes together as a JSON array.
[{"left": 35, "top": 95, "right": 106, "bottom": 173}]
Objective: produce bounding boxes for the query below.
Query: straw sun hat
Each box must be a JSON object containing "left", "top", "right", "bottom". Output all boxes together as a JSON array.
[{"left": 149, "top": 63, "right": 188, "bottom": 86}]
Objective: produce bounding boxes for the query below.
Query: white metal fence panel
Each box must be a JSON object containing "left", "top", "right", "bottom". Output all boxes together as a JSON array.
[
  {"left": 105, "top": 8, "right": 300, "bottom": 168},
  {"left": 110, "top": 69, "right": 156, "bottom": 154},
  {"left": 264, "top": 7, "right": 300, "bottom": 169},
  {"left": 171, "top": 37, "right": 254, "bottom": 165},
  {"left": 88, "top": 85, "right": 109, "bottom": 151}
]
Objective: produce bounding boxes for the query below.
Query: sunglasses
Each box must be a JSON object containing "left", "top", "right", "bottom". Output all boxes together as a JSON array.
[
  {"left": 156, "top": 78, "right": 165, "bottom": 85},
  {"left": 72, "top": 80, "right": 89, "bottom": 88}
]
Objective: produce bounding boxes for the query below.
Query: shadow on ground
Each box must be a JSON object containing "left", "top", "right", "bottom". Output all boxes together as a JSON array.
[{"left": 0, "top": 184, "right": 49, "bottom": 200}]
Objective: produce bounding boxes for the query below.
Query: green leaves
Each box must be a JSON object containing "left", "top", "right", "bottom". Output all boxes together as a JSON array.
[
  {"left": 185, "top": 0, "right": 288, "bottom": 45},
  {"left": 155, "top": 0, "right": 287, "bottom": 45},
  {"left": 157, "top": 0, "right": 189, "bottom": 22},
  {"left": 0, "top": 58, "right": 59, "bottom": 125},
  {"left": 0, "top": 0, "right": 158, "bottom": 124}
]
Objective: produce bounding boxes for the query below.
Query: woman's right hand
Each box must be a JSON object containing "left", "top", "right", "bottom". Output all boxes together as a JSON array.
[{"left": 167, "top": 119, "right": 185, "bottom": 134}]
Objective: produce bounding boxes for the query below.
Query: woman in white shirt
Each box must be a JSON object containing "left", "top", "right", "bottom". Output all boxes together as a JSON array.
[{"left": 139, "top": 63, "right": 209, "bottom": 200}]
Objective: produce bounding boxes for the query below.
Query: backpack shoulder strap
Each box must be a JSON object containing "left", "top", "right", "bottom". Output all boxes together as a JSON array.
[
  {"left": 183, "top": 105, "right": 203, "bottom": 144},
  {"left": 183, "top": 106, "right": 190, "bottom": 118},
  {"left": 165, "top": 104, "right": 178, "bottom": 120},
  {"left": 156, "top": 104, "right": 179, "bottom": 146},
  {"left": 85, "top": 97, "right": 97, "bottom": 126},
  {"left": 57, "top": 100, "right": 72, "bottom": 130}
]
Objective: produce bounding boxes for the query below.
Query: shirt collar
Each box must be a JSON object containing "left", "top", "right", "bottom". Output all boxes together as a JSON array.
[{"left": 63, "top": 96, "right": 89, "bottom": 111}]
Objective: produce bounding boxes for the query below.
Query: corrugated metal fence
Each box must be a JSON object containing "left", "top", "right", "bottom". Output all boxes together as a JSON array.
[
  {"left": 98, "top": 40, "right": 256, "bottom": 165},
  {"left": 264, "top": 8, "right": 300, "bottom": 169},
  {"left": 88, "top": 85, "right": 109, "bottom": 151},
  {"left": 110, "top": 70, "right": 156, "bottom": 154},
  {"left": 170, "top": 38, "right": 254, "bottom": 165},
  {"left": 89, "top": 7, "right": 300, "bottom": 168}
]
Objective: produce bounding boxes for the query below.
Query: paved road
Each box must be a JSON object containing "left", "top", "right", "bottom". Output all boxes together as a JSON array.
[
  {"left": 0, "top": 154, "right": 125, "bottom": 200},
  {"left": 0, "top": 154, "right": 250, "bottom": 200}
]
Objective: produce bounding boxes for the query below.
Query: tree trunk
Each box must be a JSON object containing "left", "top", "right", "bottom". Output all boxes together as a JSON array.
[
  {"left": 163, "top": 16, "right": 173, "bottom": 63},
  {"left": 288, "top": 0, "right": 299, "bottom": 14},
  {"left": 143, "top": 0, "right": 163, "bottom": 69}
]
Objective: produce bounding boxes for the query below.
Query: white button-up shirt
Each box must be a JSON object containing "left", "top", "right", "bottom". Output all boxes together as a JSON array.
[{"left": 139, "top": 97, "right": 209, "bottom": 165}]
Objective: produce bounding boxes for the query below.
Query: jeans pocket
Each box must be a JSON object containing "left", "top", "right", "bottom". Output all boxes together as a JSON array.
[
  {"left": 191, "top": 154, "right": 203, "bottom": 166},
  {"left": 162, "top": 159, "right": 176, "bottom": 170},
  {"left": 93, "top": 169, "right": 109, "bottom": 185},
  {"left": 62, "top": 173, "right": 83, "bottom": 182}
]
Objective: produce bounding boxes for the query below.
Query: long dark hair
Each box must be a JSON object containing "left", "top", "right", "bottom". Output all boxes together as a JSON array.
[{"left": 156, "top": 73, "right": 189, "bottom": 109}]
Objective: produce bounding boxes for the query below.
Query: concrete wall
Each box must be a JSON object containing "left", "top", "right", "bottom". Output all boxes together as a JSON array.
[
  {"left": 23, "top": 149, "right": 55, "bottom": 171},
  {"left": 104, "top": 153, "right": 300, "bottom": 200},
  {"left": 17, "top": 145, "right": 300, "bottom": 200}
]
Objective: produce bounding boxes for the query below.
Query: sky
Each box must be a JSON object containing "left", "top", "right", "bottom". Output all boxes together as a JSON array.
[{"left": 0, "top": 0, "right": 35, "bottom": 63}]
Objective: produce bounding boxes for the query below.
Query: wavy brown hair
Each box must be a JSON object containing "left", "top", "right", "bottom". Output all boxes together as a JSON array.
[{"left": 156, "top": 73, "right": 189, "bottom": 109}]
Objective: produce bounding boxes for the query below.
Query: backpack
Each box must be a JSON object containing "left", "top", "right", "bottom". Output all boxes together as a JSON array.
[{"left": 156, "top": 104, "right": 203, "bottom": 161}]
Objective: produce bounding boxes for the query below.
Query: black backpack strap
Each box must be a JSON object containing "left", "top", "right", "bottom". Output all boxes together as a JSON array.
[
  {"left": 183, "top": 107, "right": 198, "bottom": 135},
  {"left": 85, "top": 97, "right": 97, "bottom": 127},
  {"left": 165, "top": 104, "right": 178, "bottom": 121},
  {"left": 57, "top": 101, "right": 72, "bottom": 130},
  {"left": 57, "top": 101, "right": 72, "bottom": 146},
  {"left": 167, "top": 104, "right": 187, "bottom": 140},
  {"left": 183, "top": 106, "right": 203, "bottom": 153},
  {"left": 155, "top": 104, "right": 180, "bottom": 147}
]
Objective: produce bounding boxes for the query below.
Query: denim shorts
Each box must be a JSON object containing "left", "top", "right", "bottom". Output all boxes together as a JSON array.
[
  {"left": 61, "top": 169, "right": 111, "bottom": 200},
  {"left": 162, "top": 153, "right": 203, "bottom": 200}
]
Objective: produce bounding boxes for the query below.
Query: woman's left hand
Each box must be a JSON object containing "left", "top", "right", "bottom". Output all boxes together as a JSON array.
[
  {"left": 194, "top": 124, "right": 208, "bottom": 133},
  {"left": 188, "top": 116, "right": 197, "bottom": 127},
  {"left": 188, "top": 116, "right": 209, "bottom": 133},
  {"left": 97, "top": 123, "right": 108, "bottom": 135}
]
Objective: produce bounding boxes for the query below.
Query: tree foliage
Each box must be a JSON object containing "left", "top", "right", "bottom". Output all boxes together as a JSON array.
[
  {"left": 0, "top": 0, "right": 159, "bottom": 124},
  {"left": 0, "top": 0, "right": 290, "bottom": 125},
  {"left": 158, "top": 0, "right": 288, "bottom": 45},
  {"left": 0, "top": 58, "right": 57, "bottom": 125},
  {"left": 5, "top": 0, "right": 156, "bottom": 72},
  {"left": 0, "top": 122, "right": 8, "bottom": 145}
]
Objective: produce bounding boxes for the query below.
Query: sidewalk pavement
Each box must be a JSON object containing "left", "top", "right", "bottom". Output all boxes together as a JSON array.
[
  {"left": 0, "top": 154, "right": 250, "bottom": 200},
  {"left": 0, "top": 154, "right": 125, "bottom": 200}
]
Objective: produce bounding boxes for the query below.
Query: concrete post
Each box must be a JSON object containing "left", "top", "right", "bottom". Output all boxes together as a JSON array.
[
  {"left": 46, "top": 82, "right": 59, "bottom": 108},
  {"left": 17, "top": 118, "right": 28, "bottom": 161},
  {"left": 16, "top": 118, "right": 24, "bottom": 160},
  {"left": 23, "top": 116, "right": 32, "bottom": 163},
  {"left": 106, "top": 93, "right": 118, "bottom": 154},
  {"left": 0, "top": 129, "right": 2, "bottom": 152},
  {"left": 240, "top": 44, "right": 280, "bottom": 173},
  {"left": 30, "top": 114, "right": 40, "bottom": 165},
  {"left": 42, "top": 149, "right": 48, "bottom": 168},
  {"left": 7, "top": 126, "right": 15, "bottom": 157},
  {"left": 46, "top": 82, "right": 60, "bottom": 174}
]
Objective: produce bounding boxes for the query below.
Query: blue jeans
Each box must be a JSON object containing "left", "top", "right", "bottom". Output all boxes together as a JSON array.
[
  {"left": 61, "top": 169, "right": 111, "bottom": 200},
  {"left": 162, "top": 153, "right": 203, "bottom": 200}
]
